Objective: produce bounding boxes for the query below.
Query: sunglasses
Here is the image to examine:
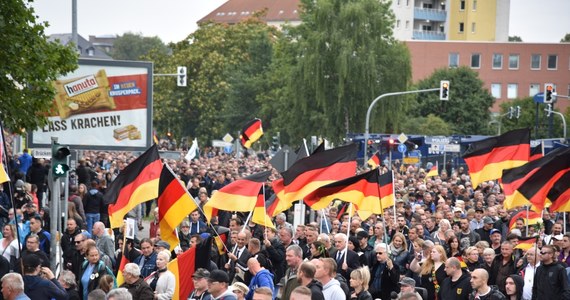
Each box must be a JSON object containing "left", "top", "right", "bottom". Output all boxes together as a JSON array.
[
  {"left": 75, "top": 240, "right": 84, "bottom": 244},
  {"left": 540, "top": 251, "right": 552, "bottom": 255},
  {"left": 376, "top": 252, "right": 385, "bottom": 255}
]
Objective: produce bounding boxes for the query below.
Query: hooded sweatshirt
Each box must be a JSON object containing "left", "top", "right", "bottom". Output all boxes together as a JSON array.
[
  {"left": 322, "top": 278, "right": 345, "bottom": 300},
  {"left": 306, "top": 279, "right": 325, "bottom": 300},
  {"left": 23, "top": 275, "right": 68, "bottom": 300},
  {"left": 438, "top": 270, "right": 472, "bottom": 300},
  {"left": 246, "top": 269, "right": 275, "bottom": 300},
  {"left": 507, "top": 275, "right": 524, "bottom": 300}
]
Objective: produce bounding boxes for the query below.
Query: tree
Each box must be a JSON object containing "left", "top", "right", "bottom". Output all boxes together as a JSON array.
[
  {"left": 499, "top": 97, "right": 565, "bottom": 139},
  {"left": 509, "top": 36, "right": 523, "bottom": 42},
  {"left": 111, "top": 32, "right": 169, "bottom": 61},
  {"left": 561, "top": 33, "right": 570, "bottom": 43},
  {"left": 401, "top": 114, "right": 452, "bottom": 136},
  {"left": 0, "top": 0, "right": 77, "bottom": 132},
  {"left": 412, "top": 67, "right": 495, "bottom": 135},
  {"left": 280, "top": 0, "right": 412, "bottom": 142}
]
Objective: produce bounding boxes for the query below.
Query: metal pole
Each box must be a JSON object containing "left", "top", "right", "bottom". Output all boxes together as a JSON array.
[
  {"left": 71, "top": 0, "right": 78, "bottom": 49},
  {"left": 388, "top": 148, "right": 392, "bottom": 171},
  {"left": 50, "top": 138, "right": 59, "bottom": 271},
  {"left": 545, "top": 109, "right": 567, "bottom": 140},
  {"left": 364, "top": 88, "right": 440, "bottom": 165}
]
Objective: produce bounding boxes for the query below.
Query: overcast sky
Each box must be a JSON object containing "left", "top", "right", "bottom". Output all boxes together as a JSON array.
[{"left": 31, "top": 0, "right": 570, "bottom": 43}]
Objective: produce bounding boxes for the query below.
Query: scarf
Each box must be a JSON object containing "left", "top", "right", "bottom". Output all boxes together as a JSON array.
[
  {"left": 389, "top": 244, "right": 404, "bottom": 257},
  {"left": 149, "top": 268, "right": 167, "bottom": 291}
]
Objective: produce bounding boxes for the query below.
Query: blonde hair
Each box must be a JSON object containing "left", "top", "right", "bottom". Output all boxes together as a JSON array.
[
  {"left": 420, "top": 245, "right": 447, "bottom": 275},
  {"left": 391, "top": 232, "right": 408, "bottom": 251},
  {"left": 350, "top": 266, "right": 371, "bottom": 291}
]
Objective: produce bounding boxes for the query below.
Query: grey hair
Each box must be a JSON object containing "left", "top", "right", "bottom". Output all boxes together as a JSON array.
[
  {"left": 123, "top": 263, "right": 141, "bottom": 277},
  {"left": 317, "top": 233, "right": 330, "bottom": 243},
  {"left": 106, "top": 288, "right": 133, "bottom": 300},
  {"left": 1, "top": 273, "right": 24, "bottom": 292},
  {"left": 277, "top": 213, "right": 287, "bottom": 221},
  {"left": 286, "top": 244, "right": 303, "bottom": 258},
  {"left": 59, "top": 270, "right": 77, "bottom": 287}
]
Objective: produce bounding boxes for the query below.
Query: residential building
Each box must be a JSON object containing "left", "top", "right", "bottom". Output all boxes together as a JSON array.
[
  {"left": 48, "top": 34, "right": 112, "bottom": 59},
  {"left": 406, "top": 40, "right": 570, "bottom": 112},
  {"left": 198, "top": 0, "right": 301, "bottom": 28},
  {"left": 89, "top": 35, "right": 117, "bottom": 55}
]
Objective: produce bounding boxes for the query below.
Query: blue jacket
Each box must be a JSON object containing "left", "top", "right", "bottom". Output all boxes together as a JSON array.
[
  {"left": 18, "top": 153, "right": 32, "bottom": 175},
  {"left": 246, "top": 269, "right": 275, "bottom": 300},
  {"left": 23, "top": 275, "right": 67, "bottom": 300},
  {"left": 133, "top": 251, "right": 157, "bottom": 278}
]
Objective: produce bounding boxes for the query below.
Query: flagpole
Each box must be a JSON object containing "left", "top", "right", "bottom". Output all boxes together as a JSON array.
[
  {"left": 526, "top": 205, "right": 529, "bottom": 235},
  {"left": 262, "top": 184, "right": 267, "bottom": 237},
  {"left": 303, "top": 138, "right": 310, "bottom": 155},
  {"left": 0, "top": 121, "right": 20, "bottom": 256},
  {"left": 391, "top": 170, "right": 396, "bottom": 223},
  {"left": 321, "top": 209, "right": 330, "bottom": 234},
  {"left": 376, "top": 168, "right": 388, "bottom": 244},
  {"left": 345, "top": 202, "right": 353, "bottom": 265}
]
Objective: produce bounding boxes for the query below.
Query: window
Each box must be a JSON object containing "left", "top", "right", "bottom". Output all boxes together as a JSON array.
[
  {"left": 406, "top": 0, "right": 410, "bottom": 6},
  {"left": 459, "top": 22, "right": 464, "bottom": 33},
  {"left": 529, "top": 84, "right": 540, "bottom": 97},
  {"left": 530, "top": 54, "right": 541, "bottom": 69},
  {"left": 509, "top": 54, "right": 519, "bottom": 69},
  {"left": 396, "top": 20, "right": 401, "bottom": 28},
  {"left": 507, "top": 84, "right": 518, "bottom": 99},
  {"left": 492, "top": 54, "right": 503, "bottom": 69},
  {"left": 397, "top": 0, "right": 401, "bottom": 5},
  {"left": 449, "top": 53, "right": 459, "bottom": 68},
  {"left": 568, "top": 84, "right": 570, "bottom": 98},
  {"left": 405, "top": 20, "right": 410, "bottom": 29},
  {"left": 460, "top": 0, "right": 466, "bottom": 10},
  {"left": 423, "top": 3, "right": 433, "bottom": 8},
  {"left": 491, "top": 84, "right": 501, "bottom": 98},
  {"left": 471, "top": 54, "right": 481, "bottom": 68},
  {"left": 422, "top": 25, "right": 432, "bottom": 31},
  {"left": 547, "top": 55, "right": 558, "bottom": 69},
  {"left": 471, "top": 22, "right": 476, "bottom": 33},
  {"left": 473, "top": 0, "right": 477, "bottom": 10}
]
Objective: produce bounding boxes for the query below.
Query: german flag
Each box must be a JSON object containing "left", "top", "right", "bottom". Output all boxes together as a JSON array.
[
  {"left": 116, "top": 254, "right": 129, "bottom": 286},
  {"left": 514, "top": 236, "right": 539, "bottom": 251},
  {"left": 252, "top": 189, "right": 275, "bottom": 228},
  {"left": 547, "top": 170, "right": 570, "bottom": 212},
  {"left": 501, "top": 148, "right": 564, "bottom": 209},
  {"left": 517, "top": 147, "right": 570, "bottom": 211},
  {"left": 105, "top": 144, "right": 163, "bottom": 228},
  {"left": 167, "top": 236, "right": 211, "bottom": 299},
  {"left": 280, "top": 143, "right": 357, "bottom": 203},
  {"left": 304, "top": 169, "right": 384, "bottom": 213},
  {"left": 530, "top": 144, "right": 543, "bottom": 161},
  {"left": 378, "top": 171, "right": 395, "bottom": 209},
  {"left": 425, "top": 162, "right": 438, "bottom": 178},
  {"left": 367, "top": 151, "right": 381, "bottom": 169},
  {"left": 462, "top": 128, "right": 530, "bottom": 188},
  {"left": 203, "top": 171, "right": 271, "bottom": 222},
  {"left": 214, "top": 226, "right": 229, "bottom": 255},
  {"left": 508, "top": 210, "right": 542, "bottom": 230},
  {"left": 240, "top": 118, "right": 263, "bottom": 149},
  {"left": 158, "top": 165, "right": 198, "bottom": 250},
  {"left": 0, "top": 127, "right": 9, "bottom": 184}
]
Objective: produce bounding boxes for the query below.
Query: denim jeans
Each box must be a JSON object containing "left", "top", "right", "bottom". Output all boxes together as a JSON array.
[{"left": 86, "top": 213, "right": 100, "bottom": 235}]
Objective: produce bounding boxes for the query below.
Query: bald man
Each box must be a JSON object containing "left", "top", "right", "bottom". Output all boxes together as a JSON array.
[
  {"left": 470, "top": 269, "right": 506, "bottom": 300},
  {"left": 246, "top": 257, "right": 274, "bottom": 300}
]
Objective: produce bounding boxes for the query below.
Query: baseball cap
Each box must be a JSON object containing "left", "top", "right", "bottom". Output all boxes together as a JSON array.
[
  {"left": 208, "top": 270, "right": 229, "bottom": 283},
  {"left": 399, "top": 277, "right": 416, "bottom": 287},
  {"left": 193, "top": 268, "right": 210, "bottom": 279},
  {"left": 475, "top": 208, "right": 484, "bottom": 213},
  {"left": 453, "top": 207, "right": 463, "bottom": 213},
  {"left": 155, "top": 240, "right": 170, "bottom": 250},
  {"left": 490, "top": 228, "right": 501, "bottom": 235},
  {"left": 483, "top": 217, "right": 494, "bottom": 224}
]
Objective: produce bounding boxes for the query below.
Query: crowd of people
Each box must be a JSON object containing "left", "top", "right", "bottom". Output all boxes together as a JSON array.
[{"left": 0, "top": 144, "right": 569, "bottom": 300}]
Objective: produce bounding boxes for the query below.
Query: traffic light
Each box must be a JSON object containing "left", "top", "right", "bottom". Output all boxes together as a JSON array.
[
  {"left": 388, "top": 138, "right": 395, "bottom": 150},
  {"left": 546, "top": 104, "right": 553, "bottom": 117},
  {"left": 439, "top": 80, "right": 450, "bottom": 101},
  {"left": 507, "top": 107, "right": 514, "bottom": 119},
  {"left": 51, "top": 143, "right": 70, "bottom": 179},
  {"left": 271, "top": 135, "right": 280, "bottom": 151},
  {"left": 516, "top": 106, "right": 521, "bottom": 119},
  {"left": 177, "top": 66, "right": 187, "bottom": 87},
  {"left": 544, "top": 83, "right": 554, "bottom": 104}
]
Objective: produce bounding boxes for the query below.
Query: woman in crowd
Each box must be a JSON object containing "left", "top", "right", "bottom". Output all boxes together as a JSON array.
[
  {"left": 446, "top": 235, "right": 462, "bottom": 258},
  {"left": 310, "top": 241, "right": 329, "bottom": 259},
  {"left": 350, "top": 266, "right": 373, "bottom": 300},
  {"left": 410, "top": 244, "right": 447, "bottom": 300},
  {"left": 79, "top": 246, "right": 115, "bottom": 299},
  {"left": 146, "top": 250, "right": 175, "bottom": 300},
  {"left": 98, "top": 274, "right": 115, "bottom": 294},
  {"left": 464, "top": 246, "right": 482, "bottom": 272},
  {"left": 0, "top": 224, "right": 19, "bottom": 263},
  {"left": 67, "top": 202, "right": 85, "bottom": 230},
  {"left": 232, "top": 282, "right": 249, "bottom": 300},
  {"left": 58, "top": 270, "right": 81, "bottom": 300},
  {"left": 482, "top": 248, "right": 495, "bottom": 272},
  {"left": 389, "top": 232, "right": 409, "bottom": 274},
  {"left": 431, "top": 219, "right": 451, "bottom": 246},
  {"left": 78, "top": 183, "right": 88, "bottom": 201}
]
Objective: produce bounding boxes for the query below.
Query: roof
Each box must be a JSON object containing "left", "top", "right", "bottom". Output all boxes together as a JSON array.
[
  {"left": 48, "top": 33, "right": 112, "bottom": 59},
  {"left": 198, "top": 0, "right": 301, "bottom": 24}
]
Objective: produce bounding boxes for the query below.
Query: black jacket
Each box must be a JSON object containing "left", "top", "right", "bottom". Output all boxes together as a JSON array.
[
  {"left": 469, "top": 285, "right": 506, "bottom": 300},
  {"left": 265, "top": 237, "right": 286, "bottom": 284},
  {"left": 531, "top": 261, "right": 570, "bottom": 300},
  {"left": 351, "top": 290, "right": 373, "bottom": 300},
  {"left": 439, "top": 271, "right": 472, "bottom": 300},
  {"left": 306, "top": 279, "right": 325, "bottom": 300},
  {"left": 369, "top": 262, "right": 400, "bottom": 300},
  {"left": 120, "top": 278, "right": 154, "bottom": 300},
  {"left": 23, "top": 275, "right": 68, "bottom": 300}
]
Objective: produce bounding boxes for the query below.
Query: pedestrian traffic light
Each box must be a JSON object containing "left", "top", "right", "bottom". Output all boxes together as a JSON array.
[
  {"left": 544, "top": 83, "right": 554, "bottom": 104},
  {"left": 51, "top": 143, "right": 70, "bottom": 179},
  {"left": 516, "top": 106, "right": 521, "bottom": 119},
  {"left": 439, "top": 80, "right": 450, "bottom": 101},
  {"left": 177, "top": 66, "right": 187, "bottom": 87}
]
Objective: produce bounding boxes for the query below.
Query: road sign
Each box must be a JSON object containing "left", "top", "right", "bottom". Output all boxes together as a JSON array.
[
  {"left": 398, "top": 133, "right": 408, "bottom": 144},
  {"left": 403, "top": 157, "right": 419, "bottom": 164},
  {"left": 443, "top": 144, "right": 461, "bottom": 152},
  {"left": 533, "top": 92, "right": 545, "bottom": 103},
  {"left": 397, "top": 144, "right": 407, "bottom": 153},
  {"left": 425, "top": 136, "right": 450, "bottom": 145},
  {"left": 408, "top": 150, "right": 421, "bottom": 158},
  {"left": 222, "top": 133, "right": 234, "bottom": 143}
]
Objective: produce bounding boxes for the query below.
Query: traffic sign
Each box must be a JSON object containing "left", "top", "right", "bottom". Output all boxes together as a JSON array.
[
  {"left": 222, "top": 133, "right": 234, "bottom": 143},
  {"left": 408, "top": 150, "right": 421, "bottom": 158},
  {"left": 398, "top": 133, "right": 408, "bottom": 144},
  {"left": 403, "top": 157, "right": 419, "bottom": 164},
  {"left": 397, "top": 144, "right": 407, "bottom": 153}
]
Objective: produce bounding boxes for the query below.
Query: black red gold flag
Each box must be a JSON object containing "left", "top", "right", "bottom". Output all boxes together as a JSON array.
[
  {"left": 105, "top": 144, "right": 163, "bottom": 228},
  {"left": 367, "top": 151, "right": 381, "bottom": 169},
  {"left": 240, "top": 119, "right": 263, "bottom": 149},
  {"left": 167, "top": 236, "right": 211, "bottom": 299},
  {"left": 463, "top": 128, "right": 530, "bottom": 188},
  {"left": 530, "top": 144, "right": 543, "bottom": 161}
]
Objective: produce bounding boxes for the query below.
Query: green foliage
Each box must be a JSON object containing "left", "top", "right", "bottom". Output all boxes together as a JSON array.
[
  {"left": 508, "top": 36, "right": 523, "bottom": 42},
  {"left": 499, "top": 97, "right": 565, "bottom": 139},
  {"left": 111, "top": 32, "right": 169, "bottom": 61},
  {"left": 0, "top": 0, "right": 77, "bottom": 132},
  {"left": 561, "top": 33, "right": 570, "bottom": 43},
  {"left": 401, "top": 114, "right": 452, "bottom": 136},
  {"left": 412, "top": 67, "right": 494, "bottom": 135}
]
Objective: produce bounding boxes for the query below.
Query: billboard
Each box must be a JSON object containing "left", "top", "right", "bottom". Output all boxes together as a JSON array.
[{"left": 29, "top": 59, "right": 153, "bottom": 151}]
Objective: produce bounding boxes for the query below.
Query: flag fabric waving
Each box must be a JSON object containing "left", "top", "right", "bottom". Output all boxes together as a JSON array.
[
  {"left": 0, "top": 127, "right": 10, "bottom": 184},
  {"left": 158, "top": 165, "right": 198, "bottom": 250},
  {"left": 546, "top": 171, "right": 570, "bottom": 212},
  {"left": 105, "top": 144, "right": 163, "bottom": 228},
  {"left": 530, "top": 144, "right": 543, "bottom": 161},
  {"left": 514, "top": 236, "right": 539, "bottom": 250},
  {"left": 203, "top": 171, "right": 271, "bottom": 222},
  {"left": 462, "top": 128, "right": 530, "bottom": 188},
  {"left": 252, "top": 187, "right": 275, "bottom": 228},
  {"left": 508, "top": 210, "right": 542, "bottom": 230},
  {"left": 167, "top": 236, "right": 212, "bottom": 299},
  {"left": 185, "top": 138, "right": 199, "bottom": 161},
  {"left": 367, "top": 151, "right": 381, "bottom": 169},
  {"left": 240, "top": 119, "right": 263, "bottom": 149},
  {"left": 280, "top": 143, "right": 358, "bottom": 204},
  {"left": 425, "top": 162, "right": 438, "bottom": 178}
]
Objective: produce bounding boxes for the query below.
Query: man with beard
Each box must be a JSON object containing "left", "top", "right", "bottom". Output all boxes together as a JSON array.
[
  {"left": 457, "top": 218, "right": 481, "bottom": 248},
  {"left": 476, "top": 217, "right": 495, "bottom": 244},
  {"left": 531, "top": 245, "right": 570, "bottom": 300},
  {"left": 489, "top": 241, "right": 516, "bottom": 295},
  {"left": 296, "top": 262, "right": 324, "bottom": 300}
]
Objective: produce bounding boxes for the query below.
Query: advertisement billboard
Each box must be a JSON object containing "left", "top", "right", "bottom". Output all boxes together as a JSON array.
[{"left": 29, "top": 59, "right": 153, "bottom": 151}]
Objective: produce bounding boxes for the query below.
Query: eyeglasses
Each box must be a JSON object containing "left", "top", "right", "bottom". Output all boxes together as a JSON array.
[
  {"left": 376, "top": 252, "right": 384, "bottom": 255},
  {"left": 540, "top": 251, "right": 552, "bottom": 255},
  {"left": 74, "top": 240, "right": 84, "bottom": 244}
]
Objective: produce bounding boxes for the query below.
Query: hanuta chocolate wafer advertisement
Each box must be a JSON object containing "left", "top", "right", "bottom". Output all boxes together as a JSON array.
[{"left": 29, "top": 59, "right": 153, "bottom": 151}]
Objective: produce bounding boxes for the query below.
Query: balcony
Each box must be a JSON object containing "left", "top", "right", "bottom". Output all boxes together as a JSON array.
[
  {"left": 412, "top": 30, "right": 446, "bottom": 40},
  {"left": 414, "top": 7, "right": 447, "bottom": 22}
]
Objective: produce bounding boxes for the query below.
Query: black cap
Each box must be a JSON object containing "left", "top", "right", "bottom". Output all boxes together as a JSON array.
[{"left": 209, "top": 270, "right": 229, "bottom": 283}]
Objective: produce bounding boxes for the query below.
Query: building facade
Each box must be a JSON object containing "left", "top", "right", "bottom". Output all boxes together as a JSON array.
[{"left": 406, "top": 40, "right": 570, "bottom": 112}]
